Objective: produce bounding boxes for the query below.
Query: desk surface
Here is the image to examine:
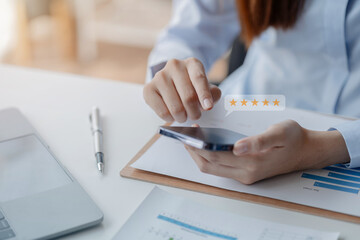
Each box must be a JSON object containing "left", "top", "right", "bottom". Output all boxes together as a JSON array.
[{"left": 0, "top": 65, "right": 358, "bottom": 239}]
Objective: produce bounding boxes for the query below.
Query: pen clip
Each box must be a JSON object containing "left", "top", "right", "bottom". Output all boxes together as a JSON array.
[
  {"left": 89, "top": 109, "right": 102, "bottom": 133},
  {"left": 89, "top": 113, "right": 94, "bottom": 132}
]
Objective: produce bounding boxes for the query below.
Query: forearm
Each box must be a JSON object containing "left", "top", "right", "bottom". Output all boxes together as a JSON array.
[{"left": 147, "top": 0, "right": 240, "bottom": 82}]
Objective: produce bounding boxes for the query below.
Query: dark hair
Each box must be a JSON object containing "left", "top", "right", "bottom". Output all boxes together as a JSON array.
[{"left": 236, "top": 0, "right": 305, "bottom": 47}]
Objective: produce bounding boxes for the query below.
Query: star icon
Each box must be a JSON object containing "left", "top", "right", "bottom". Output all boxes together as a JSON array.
[
  {"left": 262, "top": 99, "right": 269, "bottom": 106},
  {"left": 251, "top": 99, "right": 258, "bottom": 106},
  {"left": 241, "top": 99, "right": 248, "bottom": 106},
  {"left": 273, "top": 99, "right": 280, "bottom": 106},
  {"left": 229, "top": 99, "right": 237, "bottom": 106}
]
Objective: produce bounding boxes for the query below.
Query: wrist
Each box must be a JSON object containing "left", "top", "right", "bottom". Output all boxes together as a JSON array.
[{"left": 305, "top": 130, "right": 350, "bottom": 169}]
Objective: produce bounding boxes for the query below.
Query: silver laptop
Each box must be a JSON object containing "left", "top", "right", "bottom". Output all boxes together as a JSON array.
[{"left": 0, "top": 108, "right": 103, "bottom": 240}]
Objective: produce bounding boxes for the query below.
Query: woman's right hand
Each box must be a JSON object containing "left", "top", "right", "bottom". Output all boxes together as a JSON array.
[{"left": 143, "top": 57, "right": 222, "bottom": 123}]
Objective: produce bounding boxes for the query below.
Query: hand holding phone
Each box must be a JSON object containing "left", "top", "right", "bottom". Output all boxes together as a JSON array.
[{"left": 159, "top": 126, "right": 247, "bottom": 151}]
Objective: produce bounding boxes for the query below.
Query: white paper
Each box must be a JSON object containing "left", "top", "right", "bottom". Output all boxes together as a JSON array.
[
  {"left": 113, "top": 187, "right": 339, "bottom": 240},
  {"left": 132, "top": 101, "right": 360, "bottom": 217}
]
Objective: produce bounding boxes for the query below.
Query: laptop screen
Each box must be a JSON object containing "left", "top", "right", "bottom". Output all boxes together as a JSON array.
[{"left": 0, "top": 134, "right": 72, "bottom": 203}]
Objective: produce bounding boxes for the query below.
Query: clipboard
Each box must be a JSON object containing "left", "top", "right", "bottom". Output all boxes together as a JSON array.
[{"left": 121, "top": 132, "right": 360, "bottom": 224}]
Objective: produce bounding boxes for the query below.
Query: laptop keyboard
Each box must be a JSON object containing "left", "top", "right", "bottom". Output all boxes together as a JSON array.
[{"left": 0, "top": 211, "right": 15, "bottom": 240}]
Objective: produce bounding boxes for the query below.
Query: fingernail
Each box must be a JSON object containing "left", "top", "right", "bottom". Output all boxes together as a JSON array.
[
  {"left": 234, "top": 142, "right": 248, "bottom": 155},
  {"left": 203, "top": 98, "right": 212, "bottom": 110}
]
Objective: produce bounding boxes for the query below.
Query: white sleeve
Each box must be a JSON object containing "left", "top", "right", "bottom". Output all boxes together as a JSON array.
[
  {"left": 146, "top": 0, "right": 240, "bottom": 82},
  {"left": 330, "top": 120, "right": 360, "bottom": 168}
]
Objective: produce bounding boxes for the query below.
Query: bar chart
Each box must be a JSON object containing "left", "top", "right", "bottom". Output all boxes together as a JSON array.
[
  {"left": 301, "top": 164, "right": 360, "bottom": 195},
  {"left": 139, "top": 212, "right": 238, "bottom": 240}
]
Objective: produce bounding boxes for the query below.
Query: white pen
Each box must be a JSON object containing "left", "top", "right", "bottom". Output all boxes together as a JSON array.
[{"left": 90, "top": 106, "right": 104, "bottom": 173}]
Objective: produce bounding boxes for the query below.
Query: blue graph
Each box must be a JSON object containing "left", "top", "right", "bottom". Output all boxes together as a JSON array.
[
  {"left": 157, "top": 215, "right": 237, "bottom": 240},
  {"left": 302, "top": 165, "right": 360, "bottom": 194}
]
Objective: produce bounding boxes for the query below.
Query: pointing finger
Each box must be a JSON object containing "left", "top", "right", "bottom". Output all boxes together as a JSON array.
[{"left": 185, "top": 58, "right": 213, "bottom": 110}]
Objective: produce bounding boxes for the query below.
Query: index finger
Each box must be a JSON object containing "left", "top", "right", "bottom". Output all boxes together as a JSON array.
[{"left": 185, "top": 58, "right": 213, "bottom": 110}]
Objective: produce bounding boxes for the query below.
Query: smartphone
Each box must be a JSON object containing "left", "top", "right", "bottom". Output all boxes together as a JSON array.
[{"left": 159, "top": 126, "right": 247, "bottom": 151}]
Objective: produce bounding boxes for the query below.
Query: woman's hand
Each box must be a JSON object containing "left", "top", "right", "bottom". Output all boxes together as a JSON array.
[
  {"left": 143, "top": 58, "right": 221, "bottom": 123},
  {"left": 185, "top": 120, "right": 350, "bottom": 184}
]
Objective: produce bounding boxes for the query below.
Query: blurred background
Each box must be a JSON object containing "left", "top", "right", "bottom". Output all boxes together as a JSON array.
[{"left": 0, "top": 0, "right": 227, "bottom": 84}]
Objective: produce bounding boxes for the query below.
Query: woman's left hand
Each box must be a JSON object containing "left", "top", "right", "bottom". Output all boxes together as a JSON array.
[{"left": 185, "top": 120, "right": 350, "bottom": 184}]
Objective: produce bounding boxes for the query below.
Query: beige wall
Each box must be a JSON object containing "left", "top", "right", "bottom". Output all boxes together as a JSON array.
[{"left": 1, "top": 0, "right": 227, "bottom": 84}]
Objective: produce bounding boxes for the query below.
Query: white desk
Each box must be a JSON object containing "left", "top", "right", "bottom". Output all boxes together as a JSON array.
[{"left": 0, "top": 65, "right": 358, "bottom": 239}]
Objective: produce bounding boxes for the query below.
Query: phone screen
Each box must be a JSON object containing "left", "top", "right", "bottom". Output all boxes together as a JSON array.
[{"left": 159, "top": 126, "right": 247, "bottom": 151}]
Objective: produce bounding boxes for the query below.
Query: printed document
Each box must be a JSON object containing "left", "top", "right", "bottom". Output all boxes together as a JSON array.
[{"left": 113, "top": 187, "right": 339, "bottom": 240}]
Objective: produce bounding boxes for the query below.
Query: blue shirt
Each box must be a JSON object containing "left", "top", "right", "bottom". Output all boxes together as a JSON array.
[{"left": 147, "top": 0, "right": 360, "bottom": 168}]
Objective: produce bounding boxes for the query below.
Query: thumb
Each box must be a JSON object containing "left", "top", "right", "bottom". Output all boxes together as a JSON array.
[
  {"left": 210, "top": 84, "right": 222, "bottom": 104},
  {"left": 233, "top": 127, "right": 285, "bottom": 156}
]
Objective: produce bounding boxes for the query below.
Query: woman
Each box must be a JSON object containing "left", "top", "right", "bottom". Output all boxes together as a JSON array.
[{"left": 143, "top": 0, "right": 360, "bottom": 184}]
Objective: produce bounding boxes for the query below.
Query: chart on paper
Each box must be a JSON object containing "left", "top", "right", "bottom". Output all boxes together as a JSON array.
[
  {"left": 302, "top": 164, "right": 360, "bottom": 195},
  {"left": 113, "top": 187, "right": 339, "bottom": 240},
  {"left": 139, "top": 212, "right": 237, "bottom": 240},
  {"left": 139, "top": 213, "right": 326, "bottom": 240}
]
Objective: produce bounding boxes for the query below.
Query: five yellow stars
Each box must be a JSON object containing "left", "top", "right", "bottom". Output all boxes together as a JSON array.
[{"left": 229, "top": 98, "right": 280, "bottom": 107}]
